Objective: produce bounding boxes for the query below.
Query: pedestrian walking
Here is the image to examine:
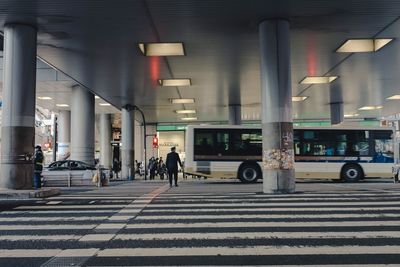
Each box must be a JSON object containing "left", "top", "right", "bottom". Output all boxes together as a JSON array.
[
  {"left": 166, "top": 147, "right": 183, "bottom": 187},
  {"left": 149, "top": 157, "right": 157, "bottom": 180},
  {"left": 33, "top": 145, "right": 44, "bottom": 189},
  {"left": 112, "top": 158, "right": 120, "bottom": 179}
]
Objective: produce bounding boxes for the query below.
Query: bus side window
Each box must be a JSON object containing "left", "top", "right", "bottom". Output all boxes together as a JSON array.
[{"left": 194, "top": 131, "right": 214, "bottom": 155}]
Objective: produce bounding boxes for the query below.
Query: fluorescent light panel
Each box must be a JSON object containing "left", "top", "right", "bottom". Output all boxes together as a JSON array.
[
  {"left": 99, "top": 103, "right": 111, "bottom": 106},
  {"left": 300, "top": 76, "right": 338, "bottom": 84},
  {"left": 292, "top": 96, "right": 308, "bottom": 102},
  {"left": 181, "top": 117, "right": 197, "bottom": 121},
  {"left": 170, "top": 98, "right": 195, "bottom": 104},
  {"left": 56, "top": 104, "right": 69, "bottom": 107},
  {"left": 38, "top": 96, "right": 52, "bottom": 100},
  {"left": 387, "top": 95, "right": 400, "bottom": 100},
  {"left": 175, "top": 109, "right": 196, "bottom": 114},
  {"left": 95, "top": 96, "right": 100, "bottom": 99},
  {"left": 138, "top": 43, "right": 185, "bottom": 56},
  {"left": 344, "top": 113, "right": 359, "bottom": 118},
  {"left": 159, "top": 79, "right": 191, "bottom": 87},
  {"left": 358, "top": 105, "right": 383, "bottom": 111},
  {"left": 336, "top": 39, "right": 393, "bottom": 53}
]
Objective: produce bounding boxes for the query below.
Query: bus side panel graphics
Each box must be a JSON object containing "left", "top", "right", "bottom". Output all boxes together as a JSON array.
[{"left": 196, "top": 161, "right": 211, "bottom": 175}]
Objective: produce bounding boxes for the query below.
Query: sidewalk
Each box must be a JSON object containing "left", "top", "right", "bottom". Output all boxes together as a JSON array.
[{"left": 0, "top": 188, "right": 59, "bottom": 200}]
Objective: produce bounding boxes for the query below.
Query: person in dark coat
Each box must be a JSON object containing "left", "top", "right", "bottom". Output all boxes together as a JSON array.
[
  {"left": 166, "top": 147, "right": 183, "bottom": 187},
  {"left": 33, "top": 145, "right": 44, "bottom": 189}
]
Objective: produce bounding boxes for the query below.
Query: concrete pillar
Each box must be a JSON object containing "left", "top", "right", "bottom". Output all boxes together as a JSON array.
[
  {"left": 330, "top": 83, "right": 344, "bottom": 125},
  {"left": 57, "top": 110, "right": 71, "bottom": 160},
  {"left": 0, "top": 24, "right": 37, "bottom": 189},
  {"left": 228, "top": 104, "right": 242, "bottom": 125},
  {"left": 259, "top": 19, "right": 295, "bottom": 194},
  {"left": 121, "top": 107, "right": 135, "bottom": 180},
  {"left": 330, "top": 102, "right": 344, "bottom": 125},
  {"left": 100, "top": 114, "right": 112, "bottom": 169},
  {"left": 70, "top": 86, "right": 95, "bottom": 165}
]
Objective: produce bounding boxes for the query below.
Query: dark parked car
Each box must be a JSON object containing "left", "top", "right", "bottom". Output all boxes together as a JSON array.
[{"left": 46, "top": 160, "right": 96, "bottom": 171}]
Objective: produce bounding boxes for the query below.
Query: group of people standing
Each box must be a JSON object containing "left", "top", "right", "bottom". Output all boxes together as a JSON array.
[{"left": 148, "top": 157, "right": 167, "bottom": 180}]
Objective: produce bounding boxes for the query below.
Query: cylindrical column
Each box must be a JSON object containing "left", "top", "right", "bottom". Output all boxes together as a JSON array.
[
  {"left": 70, "top": 86, "right": 95, "bottom": 165},
  {"left": 121, "top": 107, "right": 135, "bottom": 180},
  {"left": 0, "top": 24, "right": 37, "bottom": 190},
  {"left": 330, "top": 102, "right": 344, "bottom": 125},
  {"left": 100, "top": 114, "right": 112, "bottom": 169},
  {"left": 228, "top": 104, "right": 242, "bottom": 125},
  {"left": 57, "top": 110, "right": 71, "bottom": 160},
  {"left": 259, "top": 19, "right": 295, "bottom": 194}
]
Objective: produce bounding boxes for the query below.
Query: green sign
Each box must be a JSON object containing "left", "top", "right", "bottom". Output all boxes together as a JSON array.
[{"left": 157, "top": 125, "right": 187, "bottom": 131}]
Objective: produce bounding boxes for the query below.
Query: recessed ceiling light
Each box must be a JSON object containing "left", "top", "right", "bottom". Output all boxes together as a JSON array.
[
  {"left": 158, "top": 79, "right": 191, "bottom": 87},
  {"left": 387, "top": 95, "right": 400, "bottom": 100},
  {"left": 56, "top": 104, "right": 69, "bottom": 107},
  {"left": 95, "top": 96, "right": 100, "bottom": 99},
  {"left": 344, "top": 113, "right": 360, "bottom": 118},
  {"left": 170, "top": 98, "right": 195, "bottom": 104},
  {"left": 138, "top": 42, "right": 185, "bottom": 56},
  {"left": 300, "top": 76, "right": 338, "bottom": 84},
  {"left": 292, "top": 96, "right": 308, "bottom": 102},
  {"left": 38, "top": 96, "right": 52, "bottom": 100},
  {"left": 99, "top": 103, "right": 111, "bottom": 106},
  {"left": 336, "top": 39, "right": 393, "bottom": 53},
  {"left": 175, "top": 109, "right": 196, "bottom": 114},
  {"left": 181, "top": 117, "right": 197, "bottom": 121},
  {"left": 358, "top": 105, "right": 383, "bottom": 111}
]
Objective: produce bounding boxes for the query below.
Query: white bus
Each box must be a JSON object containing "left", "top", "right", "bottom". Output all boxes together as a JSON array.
[{"left": 185, "top": 125, "right": 395, "bottom": 183}]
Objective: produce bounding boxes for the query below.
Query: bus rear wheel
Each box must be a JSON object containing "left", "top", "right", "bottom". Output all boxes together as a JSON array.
[
  {"left": 341, "top": 164, "right": 363, "bottom": 182},
  {"left": 238, "top": 163, "right": 261, "bottom": 183}
]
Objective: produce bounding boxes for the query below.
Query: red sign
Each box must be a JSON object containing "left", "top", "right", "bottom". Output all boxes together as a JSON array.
[{"left": 152, "top": 135, "right": 159, "bottom": 148}]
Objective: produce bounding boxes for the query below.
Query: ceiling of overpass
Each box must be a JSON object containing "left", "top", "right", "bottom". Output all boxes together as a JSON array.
[{"left": 1, "top": 0, "right": 400, "bottom": 123}]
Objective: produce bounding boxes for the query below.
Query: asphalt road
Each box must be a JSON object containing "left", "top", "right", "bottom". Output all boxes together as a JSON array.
[{"left": 0, "top": 178, "right": 400, "bottom": 266}]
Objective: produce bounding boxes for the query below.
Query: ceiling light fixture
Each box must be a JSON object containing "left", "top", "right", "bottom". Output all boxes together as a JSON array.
[
  {"left": 170, "top": 98, "right": 195, "bottom": 104},
  {"left": 336, "top": 39, "right": 393, "bottom": 53},
  {"left": 358, "top": 106, "right": 383, "bottom": 111},
  {"left": 387, "top": 95, "right": 400, "bottom": 100},
  {"left": 300, "top": 76, "right": 338, "bottom": 84},
  {"left": 181, "top": 117, "right": 197, "bottom": 121},
  {"left": 138, "top": 42, "right": 185, "bottom": 56},
  {"left": 292, "top": 96, "right": 308, "bottom": 102},
  {"left": 158, "top": 79, "right": 191, "bottom": 87},
  {"left": 95, "top": 96, "right": 100, "bottom": 99},
  {"left": 56, "top": 104, "right": 69, "bottom": 107},
  {"left": 37, "top": 96, "right": 52, "bottom": 100},
  {"left": 175, "top": 109, "right": 196, "bottom": 114},
  {"left": 99, "top": 103, "right": 111, "bottom": 106},
  {"left": 344, "top": 113, "right": 360, "bottom": 118}
]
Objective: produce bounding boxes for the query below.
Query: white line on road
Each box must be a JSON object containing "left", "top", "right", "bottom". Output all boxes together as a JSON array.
[
  {"left": 136, "top": 213, "right": 400, "bottom": 220},
  {"left": 144, "top": 201, "right": 400, "bottom": 207},
  {"left": 0, "top": 224, "right": 96, "bottom": 230},
  {"left": 96, "top": 245, "right": 400, "bottom": 257},
  {"left": 126, "top": 221, "right": 400, "bottom": 229}
]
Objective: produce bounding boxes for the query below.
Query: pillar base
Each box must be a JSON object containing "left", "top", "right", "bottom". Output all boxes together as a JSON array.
[
  {"left": 121, "top": 149, "right": 135, "bottom": 180},
  {"left": 263, "top": 169, "right": 295, "bottom": 194}
]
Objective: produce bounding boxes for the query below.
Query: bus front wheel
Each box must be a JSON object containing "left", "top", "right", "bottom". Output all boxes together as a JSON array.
[
  {"left": 341, "top": 164, "right": 363, "bottom": 182},
  {"left": 238, "top": 163, "right": 261, "bottom": 183}
]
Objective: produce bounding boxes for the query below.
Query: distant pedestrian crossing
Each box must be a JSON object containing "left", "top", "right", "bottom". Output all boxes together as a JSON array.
[{"left": 0, "top": 181, "right": 399, "bottom": 266}]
